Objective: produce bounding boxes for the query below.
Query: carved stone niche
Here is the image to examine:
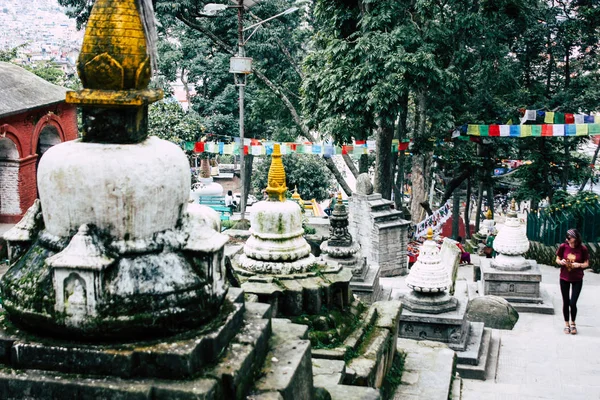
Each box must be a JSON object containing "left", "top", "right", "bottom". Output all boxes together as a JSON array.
[{"left": 47, "top": 225, "right": 114, "bottom": 327}]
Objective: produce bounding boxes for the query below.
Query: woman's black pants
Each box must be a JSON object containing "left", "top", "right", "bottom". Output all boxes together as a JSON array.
[{"left": 560, "top": 279, "right": 583, "bottom": 322}]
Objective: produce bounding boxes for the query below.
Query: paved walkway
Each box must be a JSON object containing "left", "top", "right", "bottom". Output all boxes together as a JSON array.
[{"left": 381, "top": 256, "right": 600, "bottom": 400}]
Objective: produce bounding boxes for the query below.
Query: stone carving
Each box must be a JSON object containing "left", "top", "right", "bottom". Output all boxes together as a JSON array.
[{"left": 356, "top": 173, "right": 374, "bottom": 195}]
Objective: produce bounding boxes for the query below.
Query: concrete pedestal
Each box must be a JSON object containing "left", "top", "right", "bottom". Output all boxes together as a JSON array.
[{"left": 480, "top": 258, "right": 554, "bottom": 314}]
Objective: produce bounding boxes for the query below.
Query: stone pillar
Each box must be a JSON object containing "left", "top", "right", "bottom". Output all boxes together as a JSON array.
[{"left": 349, "top": 174, "right": 410, "bottom": 276}]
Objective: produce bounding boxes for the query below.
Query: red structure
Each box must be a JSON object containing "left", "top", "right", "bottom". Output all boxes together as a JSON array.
[{"left": 0, "top": 62, "right": 78, "bottom": 223}]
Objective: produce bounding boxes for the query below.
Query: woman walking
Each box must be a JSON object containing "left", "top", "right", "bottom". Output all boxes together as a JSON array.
[{"left": 555, "top": 229, "right": 589, "bottom": 335}]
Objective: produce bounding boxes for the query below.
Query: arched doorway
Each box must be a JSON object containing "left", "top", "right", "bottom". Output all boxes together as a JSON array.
[
  {"left": 0, "top": 137, "right": 21, "bottom": 217},
  {"left": 36, "top": 125, "right": 62, "bottom": 165}
]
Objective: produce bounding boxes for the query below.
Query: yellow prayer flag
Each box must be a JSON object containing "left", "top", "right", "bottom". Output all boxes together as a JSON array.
[
  {"left": 544, "top": 112, "right": 555, "bottom": 124},
  {"left": 467, "top": 125, "right": 479, "bottom": 136}
]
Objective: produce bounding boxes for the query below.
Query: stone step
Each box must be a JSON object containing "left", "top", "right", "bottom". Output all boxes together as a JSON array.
[
  {"left": 206, "top": 305, "right": 272, "bottom": 399},
  {"left": 321, "top": 383, "right": 381, "bottom": 400},
  {"left": 456, "top": 322, "right": 485, "bottom": 366},
  {"left": 450, "top": 375, "right": 462, "bottom": 400},
  {"left": 393, "top": 338, "right": 456, "bottom": 400},
  {"left": 455, "top": 328, "right": 500, "bottom": 381},
  {"left": 252, "top": 320, "right": 314, "bottom": 399}
]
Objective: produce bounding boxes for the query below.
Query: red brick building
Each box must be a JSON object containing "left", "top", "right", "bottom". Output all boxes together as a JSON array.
[{"left": 0, "top": 62, "right": 78, "bottom": 223}]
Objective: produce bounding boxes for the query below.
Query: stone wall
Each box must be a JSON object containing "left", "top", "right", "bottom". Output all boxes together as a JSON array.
[
  {"left": 0, "top": 160, "right": 20, "bottom": 216},
  {"left": 349, "top": 192, "right": 410, "bottom": 276}
]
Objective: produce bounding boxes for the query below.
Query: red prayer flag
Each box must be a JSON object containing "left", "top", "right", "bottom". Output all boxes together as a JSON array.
[
  {"left": 542, "top": 125, "right": 553, "bottom": 136},
  {"left": 251, "top": 139, "right": 260, "bottom": 146},
  {"left": 398, "top": 142, "right": 409, "bottom": 151},
  {"left": 488, "top": 125, "right": 500, "bottom": 137},
  {"left": 355, "top": 140, "right": 366, "bottom": 145},
  {"left": 244, "top": 145, "right": 249, "bottom": 155},
  {"left": 194, "top": 142, "right": 205, "bottom": 153},
  {"left": 565, "top": 114, "right": 574, "bottom": 124},
  {"left": 342, "top": 145, "right": 352, "bottom": 154}
]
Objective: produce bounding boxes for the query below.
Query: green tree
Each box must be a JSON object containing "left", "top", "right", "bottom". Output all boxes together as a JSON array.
[{"left": 252, "top": 153, "right": 337, "bottom": 202}]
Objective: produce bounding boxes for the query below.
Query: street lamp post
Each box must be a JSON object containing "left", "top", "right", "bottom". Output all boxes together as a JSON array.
[{"left": 203, "top": 2, "right": 299, "bottom": 222}]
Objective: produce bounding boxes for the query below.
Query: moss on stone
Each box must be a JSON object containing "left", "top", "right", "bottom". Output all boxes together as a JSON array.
[{"left": 379, "top": 352, "right": 405, "bottom": 400}]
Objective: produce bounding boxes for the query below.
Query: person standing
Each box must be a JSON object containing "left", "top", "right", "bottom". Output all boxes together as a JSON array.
[{"left": 555, "top": 228, "right": 589, "bottom": 335}]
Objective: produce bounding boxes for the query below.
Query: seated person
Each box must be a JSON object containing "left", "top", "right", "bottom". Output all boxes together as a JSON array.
[
  {"left": 456, "top": 236, "right": 471, "bottom": 264},
  {"left": 324, "top": 193, "right": 336, "bottom": 216},
  {"left": 225, "top": 190, "right": 237, "bottom": 214}
]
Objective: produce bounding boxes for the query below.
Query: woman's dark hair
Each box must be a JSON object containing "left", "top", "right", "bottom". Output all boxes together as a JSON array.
[
  {"left": 227, "top": 190, "right": 233, "bottom": 196},
  {"left": 566, "top": 228, "right": 582, "bottom": 247},
  {"left": 457, "top": 236, "right": 463, "bottom": 243}
]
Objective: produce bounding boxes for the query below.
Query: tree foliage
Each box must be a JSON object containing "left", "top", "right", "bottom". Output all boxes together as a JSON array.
[{"left": 252, "top": 154, "right": 337, "bottom": 201}]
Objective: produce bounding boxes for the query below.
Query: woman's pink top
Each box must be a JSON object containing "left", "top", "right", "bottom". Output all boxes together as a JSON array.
[{"left": 556, "top": 242, "right": 589, "bottom": 282}]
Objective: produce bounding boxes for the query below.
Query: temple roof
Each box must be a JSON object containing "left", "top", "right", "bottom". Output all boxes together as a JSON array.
[{"left": 0, "top": 62, "right": 67, "bottom": 119}]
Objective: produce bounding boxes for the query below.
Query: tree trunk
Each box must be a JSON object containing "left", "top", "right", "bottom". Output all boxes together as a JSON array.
[
  {"left": 475, "top": 180, "right": 484, "bottom": 232},
  {"left": 410, "top": 91, "right": 429, "bottom": 225},
  {"left": 359, "top": 154, "right": 369, "bottom": 174},
  {"left": 375, "top": 116, "right": 394, "bottom": 199},
  {"left": 464, "top": 177, "right": 472, "bottom": 239},
  {"left": 393, "top": 91, "right": 409, "bottom": 210},
  {"left": 342, "top": 153, "right": 359, "bottom": 178},
  {"left": 452, "top": 192, "right": 460, "bottom": 240},
  {"left": 410, "top": 154, "right": 431, "bottom": 224},
  {"left": 325, "top": 157, "right": 353, "bottom": 196},
  {"left": 579, "top": 140, "right": 600, "bottom": 192},
  {"left": 562, "top": 137, "right": 569, "bottom": 190}
]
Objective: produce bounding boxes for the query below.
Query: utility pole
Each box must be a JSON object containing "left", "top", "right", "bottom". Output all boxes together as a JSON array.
[{"left": 237, "top": 0, "right": 247, "bottom": 221}]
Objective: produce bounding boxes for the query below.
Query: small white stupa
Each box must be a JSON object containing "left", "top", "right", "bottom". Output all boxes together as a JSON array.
[
  {"left": 491, "top": 199, "right": 531, "bottom": 271},
  {"left": 403, "top": 228, "right": 457, "bottom": 313},
  {"left": 238, "top": 144, "right": 315, "bottom": 274},
  {"left": 478, "top": 209, "right": 496, "bottom": 237},
  {"left": 190, "top": 158, "right": 223, "bottom": 202}
]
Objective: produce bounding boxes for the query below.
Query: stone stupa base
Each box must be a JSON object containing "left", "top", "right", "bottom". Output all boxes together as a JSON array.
[
  {"left": 396, "top": 282, "right": 498, "bottom": 380},
  {"left": 0, "top": 288, "right": 316, "bottom": 399},
  {"left": 401, "top": 291, "right": 459, "bottom": 314},
  {"left": 320, "top": 254, "right": 384, "bottom": 304},
  {"left": 480, "top": 258, "right": 554, "bottom": 314},
  {"left": 231, "top": 255, "right": 353, "bottom": 317}
]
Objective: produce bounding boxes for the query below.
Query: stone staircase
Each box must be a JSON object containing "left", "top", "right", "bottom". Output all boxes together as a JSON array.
[{"left": 393, "top": 339, "right": 458, "bottom": 400}]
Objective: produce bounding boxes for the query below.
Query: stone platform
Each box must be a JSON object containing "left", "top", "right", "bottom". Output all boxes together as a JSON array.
[
  {"left": 349, "top": 263, "right": 383, "bottom": 304},
  {"left": 0, "top": 288, "right": 315, "bottom": 399},
  {"left": 229, "top": 255, "right": 353, "bottom": 317},
  {"left": 395, "top": 281, "right": 497, "bottom": 380},
  {"left": 479, "top": 258, "right": 554, "bottom": 314}
]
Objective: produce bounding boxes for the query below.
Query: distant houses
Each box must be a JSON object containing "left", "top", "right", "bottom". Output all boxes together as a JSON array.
[{"left": 0, "top": 62, "right": 78, "bottom": 223}]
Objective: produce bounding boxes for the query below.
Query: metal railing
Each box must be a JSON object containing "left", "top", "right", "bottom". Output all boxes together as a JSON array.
[{"left": 527, "top": 202, "right": 600, "bottom": 245}]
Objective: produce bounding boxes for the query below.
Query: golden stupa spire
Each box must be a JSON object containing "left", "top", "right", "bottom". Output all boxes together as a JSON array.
[
  {"left": 337, "top": 192, "right": 342, "bottom": 202},
  {"left": 485, "top": 209, "right": 493, "bottom": 219},
  {"left": 426, "top": 227, "right": 434, "bottom": 240},
  {"left": 266, "top": 144, "right": 287, "bottom": 202},
  {"left": 66, "top": 0, "right": 162, "bottom": 143}
]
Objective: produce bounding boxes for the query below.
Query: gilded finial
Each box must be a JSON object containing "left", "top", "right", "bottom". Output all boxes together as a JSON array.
[
  {"left": 426, "top": 227, "right": 434, "bottom": 240},
  {"left": 485, "top": 209, "right": 493, "bottom": 219},
  {"left": 292, "top": 186, "right": 302, "bottom": 201},
  {"left": 337, "top": 192, "right": 342, "bottom": 202},
  {"left": 66, "top": 0, "right": 163, "bottom": 144},
  {"left": 266, "top": 144, "right": 287, "bottom": 202},
  {"left": 510, "top": 198, "right": 516, "bottom": 211}
]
